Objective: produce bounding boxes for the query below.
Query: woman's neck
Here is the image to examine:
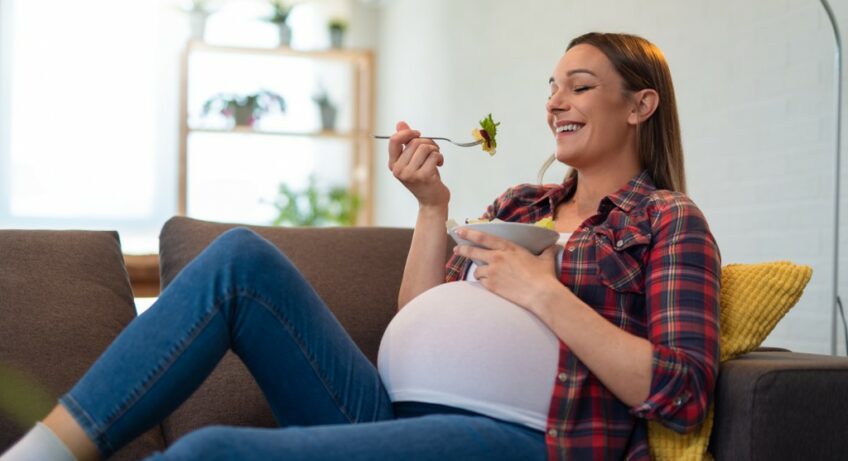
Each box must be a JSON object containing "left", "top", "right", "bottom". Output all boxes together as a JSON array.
[{"left": 570, "top": 162, "right": 641, "bottom": 215}]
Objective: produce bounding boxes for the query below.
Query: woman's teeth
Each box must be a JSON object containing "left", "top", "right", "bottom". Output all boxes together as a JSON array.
[{"left": 556, "top": 123, "right": 584, "bottom": 133}]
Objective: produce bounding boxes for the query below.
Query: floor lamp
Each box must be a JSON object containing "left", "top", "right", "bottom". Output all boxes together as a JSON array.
[{"left": 820, "top": 0, "right": 844, "bottom": 356}]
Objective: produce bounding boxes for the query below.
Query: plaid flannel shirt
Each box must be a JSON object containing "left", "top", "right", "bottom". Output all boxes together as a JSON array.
[{"left": 445, "top": 170, "right": 721, "bottom": 460}]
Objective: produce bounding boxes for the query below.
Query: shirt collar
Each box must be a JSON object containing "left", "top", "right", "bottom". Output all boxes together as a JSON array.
[
  {"left": 604, "top": 170, "right": 656, "bottom": 212},
  {"left": 531, "top": 170, "right": 657, "bottom": 213}
]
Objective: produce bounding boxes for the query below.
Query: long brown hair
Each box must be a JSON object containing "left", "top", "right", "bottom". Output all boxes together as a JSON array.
[{"left": 565, "top": 32, "right": 686, "bottom": 193}]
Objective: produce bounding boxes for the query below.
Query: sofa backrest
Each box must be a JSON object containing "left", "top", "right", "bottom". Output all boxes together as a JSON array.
[
  {"left": 0, "top": 229, "right": 165, "bottom": 460},
  {"left": 156, "top": 216, "right": 415, "bottom": 443}
]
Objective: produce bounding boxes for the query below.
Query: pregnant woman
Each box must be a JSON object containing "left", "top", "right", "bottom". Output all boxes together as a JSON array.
[{"left": 1, "top": 32, "right": 719, "bottom": 461}]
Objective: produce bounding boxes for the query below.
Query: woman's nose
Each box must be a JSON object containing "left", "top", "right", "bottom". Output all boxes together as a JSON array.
[{"left": 546, "top": 90, "right": 569, "bottom": 113}]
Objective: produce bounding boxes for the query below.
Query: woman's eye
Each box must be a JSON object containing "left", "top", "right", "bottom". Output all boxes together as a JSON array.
[{"left": 574, "top": 86, "right": 592, "bottom": 93}]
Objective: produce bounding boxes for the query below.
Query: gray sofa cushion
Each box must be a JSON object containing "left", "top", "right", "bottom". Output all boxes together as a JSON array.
[
  {"left": 710, "top": 350, "right": 848, "bottom": 460},
  {"left": 157, "top": 216, "right": 414, "bottom": 442},
  {"left": 0, "top": 229, "right": 165, "bottom": 460}
]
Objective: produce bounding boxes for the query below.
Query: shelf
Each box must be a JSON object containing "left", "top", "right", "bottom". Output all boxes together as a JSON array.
[
  {"left": 187, "top": 40, "right": 373, "bottom": 63},
  {"left": 188, "top": 127, "right": 364, "bottom": 140},
  {"left": 178, "top": 40, "right": 375, "bottom": 224}
]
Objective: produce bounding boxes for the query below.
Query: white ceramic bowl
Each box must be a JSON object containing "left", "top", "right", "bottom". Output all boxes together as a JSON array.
[{"left": 448, "top": 221, "right": 559, "bottom": 255}]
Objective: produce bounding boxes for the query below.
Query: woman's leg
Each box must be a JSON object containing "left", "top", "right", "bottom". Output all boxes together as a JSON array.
[
  {"left": 49, "top": 228, "right": 393, "bottom": 459},
  {"left": 143, "top": 414, "right": 546, "bottom": 461}
]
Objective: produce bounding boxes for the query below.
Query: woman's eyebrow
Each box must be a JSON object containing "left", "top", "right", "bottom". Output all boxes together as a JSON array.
[
  {"left": 549, "top": 69, "right": 598, "bottom": 84},
  {"left": 566, "top": 69, "right": 597, "bottom": 77}
]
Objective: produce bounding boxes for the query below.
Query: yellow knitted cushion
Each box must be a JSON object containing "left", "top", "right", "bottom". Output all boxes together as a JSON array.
[{"left": 647, "top": 261, "right": 813, "bottom": 461}]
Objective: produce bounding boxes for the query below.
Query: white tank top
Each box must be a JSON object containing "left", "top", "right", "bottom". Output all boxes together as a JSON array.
[{"left": 376, "top": 233, "right": 571, "bottom": 431}]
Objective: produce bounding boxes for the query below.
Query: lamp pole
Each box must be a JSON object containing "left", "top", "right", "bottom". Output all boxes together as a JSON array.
[{"left": 819, "top": 0, "right": 843, "bottom": 355}]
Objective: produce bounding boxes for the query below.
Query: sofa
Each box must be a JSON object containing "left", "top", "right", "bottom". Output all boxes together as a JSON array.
[{"left": 1, "top": 216, "right": 847, "bottom": 460}]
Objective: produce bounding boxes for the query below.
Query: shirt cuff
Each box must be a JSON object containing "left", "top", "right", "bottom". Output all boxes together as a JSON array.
[{"left": 629, "top": 344, "right": 694, "bottom": 426}]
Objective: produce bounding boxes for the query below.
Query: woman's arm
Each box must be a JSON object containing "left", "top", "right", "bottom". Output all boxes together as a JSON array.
[
  {"left": 530, "top": 198, "right": 720, "bottom": 431},
  {"left": 532, "top": 285, "right": 654, "bottom": 406},
  {"left": 387, "top": 121, "right": 451, "bottom": 309},
  {"left": 398, "top": 204, "right": 449, "bottom": 309}
]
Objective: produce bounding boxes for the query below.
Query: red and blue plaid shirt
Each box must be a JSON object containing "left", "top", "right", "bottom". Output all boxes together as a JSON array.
[{"left": 445, "top": 170, "right": 721, "bottom": 460}]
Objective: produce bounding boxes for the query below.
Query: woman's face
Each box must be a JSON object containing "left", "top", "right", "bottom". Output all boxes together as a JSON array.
[{"left": 546, "top": 44, "right": 637, "bottom": 169}]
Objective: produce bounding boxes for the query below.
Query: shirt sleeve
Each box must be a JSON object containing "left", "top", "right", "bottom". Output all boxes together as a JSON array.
[
  {"left": 629, "top": 194, "right": 721, "bottom": 434},
  {"left": 444, "top": 190, "right": 503, "bottom": 282}
]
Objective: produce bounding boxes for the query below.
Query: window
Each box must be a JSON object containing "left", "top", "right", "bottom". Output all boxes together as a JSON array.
[
  {"left": 0, "top": 0, "right": 181, "bottom": 254},
  {"left": 0, "top": 0, "right": 363, "bottom": 253}
]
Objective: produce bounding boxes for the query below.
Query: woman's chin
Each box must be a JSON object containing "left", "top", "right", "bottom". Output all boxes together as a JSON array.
[{"left": 555, "top": 150, "right": 580, "bottom": 167}]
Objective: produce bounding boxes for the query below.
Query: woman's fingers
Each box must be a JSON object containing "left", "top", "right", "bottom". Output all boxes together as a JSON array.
[
  {"left": 393, "top": 136, "right": 441, "bottom": 174},
  {"left": 455, "top": 228, "right": 514, "bottom": 251},
  {"left": 388, "top": 123, "right": 421, "bottom": 168},
  {"left": 420, "top": 149, "right": 444, "bottom": 177},
  {"left": 394, "top": 144, "right": 441, "bottom": 182},
  {"left": 407, "top": 142, "right": 441, "bottom": 171}
]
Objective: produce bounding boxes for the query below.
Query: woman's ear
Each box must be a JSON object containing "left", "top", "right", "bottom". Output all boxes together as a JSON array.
[{"left": 627, "top": 89, "right": 659, "bottom": 125}]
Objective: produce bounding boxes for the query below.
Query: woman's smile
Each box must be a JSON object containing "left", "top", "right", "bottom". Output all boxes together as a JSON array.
[{"left": 554, "top": 120, "right": 586, "bottom": 139}]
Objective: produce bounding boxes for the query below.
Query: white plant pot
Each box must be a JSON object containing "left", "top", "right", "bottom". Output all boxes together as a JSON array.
[
  {"left": 189, "top": 11, "right": 209, "bottom": 41},
  {"left": 278, "top": 23, "right": 292, "bottom": 47},
  {"left": 320, "top": 105, "right": 338, "bottom": 131},
  {"left": 330, "top": 29, "right": 344, "bottom": 49}
]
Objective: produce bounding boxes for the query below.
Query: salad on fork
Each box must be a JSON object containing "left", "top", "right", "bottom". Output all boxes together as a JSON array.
[{"left": 374, "top": 113, "right": 500, "bottom": 156}]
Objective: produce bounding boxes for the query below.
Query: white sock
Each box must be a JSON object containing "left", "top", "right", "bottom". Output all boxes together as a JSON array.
[{"left": 0, "top": 422, "right": 78, "bottom": 461}]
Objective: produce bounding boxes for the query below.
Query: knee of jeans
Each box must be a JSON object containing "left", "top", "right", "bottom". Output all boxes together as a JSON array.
[
  {"left": 164, "top": 425, "right": 233, "bottom": 459},
  {"left": 215, "top": 227, "right": 264, "bottom": 250},
  {"left": 213, "top": 227, "right": 289, "bottom": 268}
]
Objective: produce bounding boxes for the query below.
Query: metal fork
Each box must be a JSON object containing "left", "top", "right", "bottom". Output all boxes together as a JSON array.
[{"left": 372, "top": 135, "right": 483, "bottom": 148}]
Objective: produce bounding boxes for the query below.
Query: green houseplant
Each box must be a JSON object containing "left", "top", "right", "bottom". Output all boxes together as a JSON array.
[
  {"left": 178, "top": 0, "right": 220, "bottom": 41},
  {"left": 312, "top": 87, "right": 338, "bottom": 131},
  {"left": 270, "top": 175, "right": 360, "bottom": 227},
  {"left": 328, "top": 18, "right": 348, "bottom": 48},
  {"left": 201, "top": 90, "right": 286, "bottom": 128},
  {"left": 264, "top": 0, "right": 295, "bottom": 47}
]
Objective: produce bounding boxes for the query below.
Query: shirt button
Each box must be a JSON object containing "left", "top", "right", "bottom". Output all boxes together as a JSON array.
[
  {"left": 616, "top": 239, "right": 625, "bottom": 248},
  {"left": 558, "top": 372, "right": 568, "bottom": 382},
  {"left": 673, "top": 396, "right": 684, "bottom": 406},
  {"left": 547, "top": 428, "right": 558, "bottom": 438},
  {"left": 567, "top": 246, "right": 576, "bottom": 252}
]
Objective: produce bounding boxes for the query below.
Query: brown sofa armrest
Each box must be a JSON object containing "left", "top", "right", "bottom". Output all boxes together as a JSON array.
[{"left": 709, "top": 350, "right": 848, "bottom": 461}]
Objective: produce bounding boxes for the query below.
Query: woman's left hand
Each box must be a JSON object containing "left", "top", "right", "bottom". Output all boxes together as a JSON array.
[{"left": 453, "top": 228, "right": 564, "bottom": 313}]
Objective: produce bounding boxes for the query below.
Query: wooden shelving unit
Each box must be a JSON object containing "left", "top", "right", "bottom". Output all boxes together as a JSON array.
[{"left": 177, "top": 40, "right": 375, "bottom": 225}]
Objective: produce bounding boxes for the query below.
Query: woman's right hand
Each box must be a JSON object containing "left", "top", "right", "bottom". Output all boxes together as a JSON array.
[{"left": 388, "top": 121, "right": 450, "bottom": 208}]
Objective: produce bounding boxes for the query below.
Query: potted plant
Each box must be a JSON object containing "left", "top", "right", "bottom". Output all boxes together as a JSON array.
[
  {"left": 263, "top": 0, "right": 294, "bottom": 47},
  {"left": 328, "top": 18, "right": 348, "bottom": 49},
  {"left": 312, "top": 87, "right": 338, "bottom": 131},
  {"left": 201, "top": 90, "right": 286, "bottom": 128},
  {"left": 269, "top": 175, "right": 361, "bottom": 227},
  {"left": 178, "top": 0, "right": 219, "bottom": 41}
]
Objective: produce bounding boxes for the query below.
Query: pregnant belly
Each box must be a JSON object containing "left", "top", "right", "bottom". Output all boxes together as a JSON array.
[{"left": 377, "top": 281, "right": 560, "bottom": 430}]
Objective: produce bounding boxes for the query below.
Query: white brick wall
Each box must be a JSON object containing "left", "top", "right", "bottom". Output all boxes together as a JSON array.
[{"left": 374, "top": 0, "right": 848, "bottom": 354}]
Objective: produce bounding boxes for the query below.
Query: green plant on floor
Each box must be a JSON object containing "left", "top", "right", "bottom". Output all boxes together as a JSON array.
[{"left": 270, "top": 176, "right": 360, "bottom": 227}]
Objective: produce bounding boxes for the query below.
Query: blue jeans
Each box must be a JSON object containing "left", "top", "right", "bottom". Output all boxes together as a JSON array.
[{"left": 59, "top": 228, "right": 546, "bottom": 461}]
